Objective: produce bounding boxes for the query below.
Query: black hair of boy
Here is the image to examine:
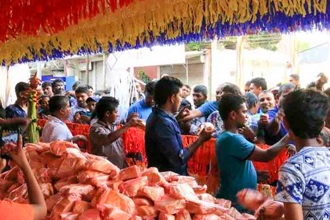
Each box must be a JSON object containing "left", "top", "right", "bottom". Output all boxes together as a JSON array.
[
  {"left": 49, "top": 96, "right": 69, "bottom": 114},
  {"left": 218, "top": 94, "right": 246, "bottom": 121},
  {"left": 75, "top": 86, "right": 89, "bottom": 94},
  {"left": 283, "top": 89, "right": 329, "bottom": 139},
  {"left": 145, "top": 81, "right": 157, "bottom": 95},
  {"left": 15, "top": 82, "right": 29, "bottom": 97},
  {"left": 193, "top": 85, "right": 208, "bottom": 97},
  {"left": 245, "top": 92, "right": 258, "bottom": 110},
  {"left": 95, "top": 97, "right": 119, "bottom": 120},
  {"left": 42, "top": 81, "right": 52, "bottom": 89},
  {"left": 250, "top": 77, "right": 267, "bottom": 90},
  {"left": 154, "top": 76, "right": 183, "bottom": 106}
]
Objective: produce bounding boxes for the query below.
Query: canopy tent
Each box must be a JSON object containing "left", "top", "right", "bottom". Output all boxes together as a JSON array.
[{"left": 0, "top": 0, "right": 329, "bottom": 65}]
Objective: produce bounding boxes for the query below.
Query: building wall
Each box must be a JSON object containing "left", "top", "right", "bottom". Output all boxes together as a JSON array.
[{"left": 160, "top": 63, "right": 205, "bottom": 90}]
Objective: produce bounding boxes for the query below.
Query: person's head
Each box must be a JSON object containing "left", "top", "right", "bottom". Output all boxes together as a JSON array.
[
  {"left": 75, "top": 86, "right": 89, "bottom": 108},
  {"left": 245, "top": 92, "right": 259, "bottom": 115},
  {"left": 289, "top": 74, "right": 300, "bottom": 87},
  {"left": 193, "top": 85, "right": 208, "bottom": 108},
  {"left": 95, "top": 97, "right": 120, "bottom": 123},
  {"left": 218, "top": 94, "right": 247, "bottom": 128},
  {"left": 154, "top": 76, "right": 183, "bottom": 113},
  {"left": 72, "top": 81, "right": 85, "bottom": 91},
  {"left": 87, "top": 85, "right": 94, "bottom": 97},
  {"left": 135, "top": 83, "right": 142, "bottom": 93},
  {"left": 283, "top": 89, "right": 329, "bottom": 142},
  {"left": 42, "top": 81, "right": 53, "bottom": 97},
  {"left": 181, "top": 85, "right": 191, "bottom": 99},
  {"left": 316, "top": 73, "right": 329, "bottom": 90},
  {"left": 245, "top": 81, "right": 251, "bottom": 94},
  {"left": 49, "top": 96, "right": 71, "bottom": 120},
  {"left": 216, "top": 83, "right": 242, "bottom": 102},
  {"left": 15, "top": 82, "right": 30, "bottom": 102},
  {"left": 52, "top": 79, "right": 65, "bottom": 95},
  {"left": 86, "top": 97, "right": 98, "bottom": 112},
  {"left": 249, "top": 77, "right": 267, "bottom": 96},
  {"left": 258, "top": 91, "right": 275, "bottom": 113},
  {"left": 39, "top": 95, "right": 50, "bottom": 111},
  {"left": 279, "top": 83, "right": 295, "bottom": 105},
  {"left": 145, "top": 81, "right": 157, "bottom": 107}
]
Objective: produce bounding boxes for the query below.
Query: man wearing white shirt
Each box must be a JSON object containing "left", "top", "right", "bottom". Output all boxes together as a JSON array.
[{"left": 41, "top": 96, "right": 86, "bottom": 143}]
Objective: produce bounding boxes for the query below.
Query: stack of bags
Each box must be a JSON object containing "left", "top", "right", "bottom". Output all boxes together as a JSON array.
[{"left": 0, "top": 141, "right": 261, "bottom": 220}]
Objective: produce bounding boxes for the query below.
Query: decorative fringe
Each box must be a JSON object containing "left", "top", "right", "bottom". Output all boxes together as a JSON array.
[{"left": 0, "top": 0, "right": 329, "bottom": 65}]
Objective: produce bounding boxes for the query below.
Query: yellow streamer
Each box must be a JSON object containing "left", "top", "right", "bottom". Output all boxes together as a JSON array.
[{"left": 0, "top": 0, "right": 326, "bottom": 65}]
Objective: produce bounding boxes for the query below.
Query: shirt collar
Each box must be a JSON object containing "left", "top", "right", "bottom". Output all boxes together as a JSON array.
[
  {"left": 96, "top": 119, "right": 116, "bottom": 129},
  {"left": 48, "top": 115, "right": 66, "bottom": 124},
  {"left": 153, "top": 107, "right": 176, "bottom": 120}
]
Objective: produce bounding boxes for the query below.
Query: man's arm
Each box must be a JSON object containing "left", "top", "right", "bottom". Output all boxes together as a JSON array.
[
  {"left": 248, "top": 134, "right": 289, "bottom": 162},
  {"left": 266, "top": 113, "right": 282, "bottom": 136},
  {"left": 9, "top": 135, "right": 47, "bottom": 220},
  {"left": 91, "top": 118, "right": 142, "bottom": 146},
  {"left": 283, "top": 203, "right": 303, "bottom": 220}
]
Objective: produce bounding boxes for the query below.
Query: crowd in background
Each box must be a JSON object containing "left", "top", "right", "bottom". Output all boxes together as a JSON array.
[{"left": 2, "top": 72, "right": 330, "bottom": 219}]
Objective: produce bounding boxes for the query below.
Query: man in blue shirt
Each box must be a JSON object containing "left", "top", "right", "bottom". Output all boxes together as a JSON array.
[
  {"left": 70, "top": 86, "right": 90, "bottom": 123},
  {"left": 145, "top": 77, "right": 213, "bottom": 175},
  {"left": 265, "top": 83, "right": 295, "bottom": 145},
  {"left": 127, "top": 81, "right": 157, "bottom": 121},
  {"left": 181, "top": 83, "right": 240, "bottom": 122},
  {"left": 215, "top": 94, "right": 290, "bottom": 212},
  {"left": 6, "top": 82, "right": 29, "bottom": 118}
]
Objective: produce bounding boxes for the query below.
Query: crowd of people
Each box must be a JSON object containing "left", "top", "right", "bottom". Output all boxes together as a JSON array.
[{"left": 2, "top": 72, "right": 330, "bottom": 219}]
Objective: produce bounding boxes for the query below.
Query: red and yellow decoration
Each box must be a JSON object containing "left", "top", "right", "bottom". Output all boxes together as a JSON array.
[{"left": 0, "top": 0, "right": 329, "bottom": 65}]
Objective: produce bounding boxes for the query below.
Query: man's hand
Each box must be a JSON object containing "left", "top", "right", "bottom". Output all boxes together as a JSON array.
[
  {"left": 176, "top": 106, "right": 190, "bottom": 121},
  {"left": 72, "top": 135, "right": 87, "bottom": 143},
  {"left": 199, "top": 127, "right": 214, "bottom": 142},
  {"left": 0, "top": 158, "right": 6, "bottom": 173},
  {"left": 258, "top": 114, "right": 270, "bottom": 126},
  {"left": 239, "top": 126, "right": 256, "bottom": 141},
  {"left": 8, "top": 134, "right": 29, "bottom": 169},
  {"left": 127, "top": 113, "right": 139, "bottom": 123},
  {"left": 0, "top": 118, "right": 31, "bottom": 131},
  {"left": 128, "top": 117, "right": 144, "bottom": 128}
]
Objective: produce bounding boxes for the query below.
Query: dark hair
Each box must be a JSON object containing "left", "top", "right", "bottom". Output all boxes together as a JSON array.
[
  {"left": 15, "top": 82, "right": 29, "bottom": 97},
  {"left": 96, "top": 97, "right": 119, "bottom": 120},
  {"left": 283, "top": 89, "right": 329, "bottom": 139},
  {"left": 193, "top": 85, "right": 208, "bottom": 97},
  {"left": 279, "top": 83, "right": 295, "bottom": 97},
  {"left": 183, "top": 84, "right": 191, "bottom": 90},
  {"left": 49, "top": 96, "right": 69, "bottom": 114},
  {"left": 154, "top": 76, "right": 183, "bottom": 106},
  {"left": 250, "top": 77, "right": 267, "bottom": 90},
  {"left": 87, "top": 85, "right": 93, "bottom": 90},
  {"left": 145, "top": 81, "right": 157, "bottom": 96},
  {"left": 75, "top": 86, "right": 88, "bottom": 94},
  {"left": 39, "top": 95, "right": 49, "bottom": 104},
  {"left": 221, "top": 83, "right": 242, "bottom": 96},
  {"left": 218, "top": 94, "right": 246, "bottom": 121},
  {"left": 73, "top": 81, "right": 85, "bottom": 89},
  {"left": 289, "top": 74, "right": 300, "bottom": 81},
  {"left": 42, "top": 81, "right": 52, "bottom": 89},
  {"left": 245, "top": 92, "right": 258, "bottom": 110},
  {"left": 245, "top": 80, "right": 251, "bottom": 87},
  {"left": 52, "top": 79, "right": 64, "bottom": 88}
]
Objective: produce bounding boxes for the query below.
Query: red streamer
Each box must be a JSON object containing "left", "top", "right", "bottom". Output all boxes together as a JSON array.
[{"left": 0, "top": 0, "right": 139, "bottom": 42}]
